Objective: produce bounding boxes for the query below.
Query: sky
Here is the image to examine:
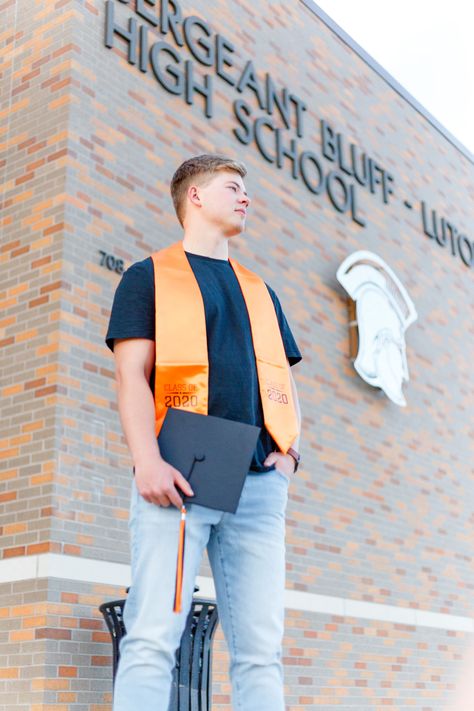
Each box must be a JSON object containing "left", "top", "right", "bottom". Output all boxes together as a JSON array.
[{"left": 313, "top": 0, "right": 474, "bottom": 157}]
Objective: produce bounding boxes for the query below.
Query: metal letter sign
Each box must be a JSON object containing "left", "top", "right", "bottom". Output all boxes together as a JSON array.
[{"left": 337, "top": 252, "right": 418, "bottom": 407}]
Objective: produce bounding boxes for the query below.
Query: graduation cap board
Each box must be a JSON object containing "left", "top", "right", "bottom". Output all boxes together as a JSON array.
[
  {"left": 156, "top": 408, "right": 261, "bottom": 612},
  {"left": 158, "top": 408, "right": 261, "bottom": 511}
]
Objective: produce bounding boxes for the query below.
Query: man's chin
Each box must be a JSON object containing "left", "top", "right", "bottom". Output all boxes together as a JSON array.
[{"left": 225, "top": 223, "right": 245, "bottom": 238}]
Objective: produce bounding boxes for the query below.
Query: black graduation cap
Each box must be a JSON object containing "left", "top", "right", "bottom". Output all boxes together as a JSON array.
[
  {"left": 157, "top": 407, "right": 261, "bottom": 514},
  {"left": 157, "top": 408, "right": 261, "bottom": 613}
]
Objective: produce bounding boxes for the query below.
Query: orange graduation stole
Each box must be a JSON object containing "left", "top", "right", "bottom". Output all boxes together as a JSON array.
[
  {"left": 151, "top": 241, "right": 299, "bottom": 613},
  {"left": 151, "top": 240, "right": 299, "bottom": 454}
]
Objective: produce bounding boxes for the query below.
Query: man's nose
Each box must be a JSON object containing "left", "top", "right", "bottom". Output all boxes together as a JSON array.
[{"left": 240, "top": 194, "right": 250, "bottom": 207}]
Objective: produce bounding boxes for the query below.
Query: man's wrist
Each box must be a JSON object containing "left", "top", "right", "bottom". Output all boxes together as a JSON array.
[
  {"left": 287, "top": 447, "right": 301, "bottom": 472},
  {"left": 133, "top": 449, "right": 163, "bottom": 469}
]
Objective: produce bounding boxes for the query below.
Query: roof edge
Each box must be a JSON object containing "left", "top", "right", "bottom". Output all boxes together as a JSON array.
[{"left": 300, "top": 0, "right": 474, "bottom": 165}]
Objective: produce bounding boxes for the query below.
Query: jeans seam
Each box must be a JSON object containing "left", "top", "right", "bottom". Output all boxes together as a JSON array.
[{"left": 215, "top": 528, "right": 243, "bottom": 711}]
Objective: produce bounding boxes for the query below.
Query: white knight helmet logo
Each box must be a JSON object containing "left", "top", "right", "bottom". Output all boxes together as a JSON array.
[{"left": 336, "top": 251, "right": 417, "bottom": 407}]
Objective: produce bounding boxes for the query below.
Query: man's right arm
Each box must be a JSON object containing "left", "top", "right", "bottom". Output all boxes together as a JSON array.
[{"left": 113, "top": 337, "right": 193, "bottom": 508}]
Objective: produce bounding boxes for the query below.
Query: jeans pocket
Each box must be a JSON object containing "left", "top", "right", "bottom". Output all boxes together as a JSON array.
[{"left": 273, "top": 467, "right": 291, "bottom": 485}]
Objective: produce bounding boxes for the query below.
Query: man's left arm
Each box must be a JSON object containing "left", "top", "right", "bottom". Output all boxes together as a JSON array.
[{"left": 288, "top": 361, "right": 301, "bottom": 451}]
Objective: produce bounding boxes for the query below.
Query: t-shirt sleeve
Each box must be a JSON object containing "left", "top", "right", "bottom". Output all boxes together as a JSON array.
[
  {"left": 265, "top": 284, "right": 302, "bottom": 366},
  {"left": 105, "top": 258, "right": 155, "bottom": 352}
]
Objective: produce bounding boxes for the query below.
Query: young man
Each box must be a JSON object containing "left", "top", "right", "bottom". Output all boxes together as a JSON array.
[{"left": 105, "top": 154, "right": 302, "bottom": 711}]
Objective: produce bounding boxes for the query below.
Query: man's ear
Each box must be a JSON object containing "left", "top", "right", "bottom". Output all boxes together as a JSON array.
[{"left": 187, "top": 184, "right": 202, "bottom": 208}]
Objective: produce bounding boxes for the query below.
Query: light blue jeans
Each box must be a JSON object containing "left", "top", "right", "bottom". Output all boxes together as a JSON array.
[{"left": 113, "top": 468, "right": 289, "bottom": 711}]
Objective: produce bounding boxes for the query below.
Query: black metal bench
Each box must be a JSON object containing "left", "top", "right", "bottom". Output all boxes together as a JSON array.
[{"left": 99, "top": 591, "right": 219, "bottom": 711}]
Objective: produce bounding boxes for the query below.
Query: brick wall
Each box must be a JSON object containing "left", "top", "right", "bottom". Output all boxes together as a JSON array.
[
  {"left": 0, "top": 0, "right": 70, "bottom": 564},
  {"left": 1, "top": 578, "right": 470, "bottom": 710}
]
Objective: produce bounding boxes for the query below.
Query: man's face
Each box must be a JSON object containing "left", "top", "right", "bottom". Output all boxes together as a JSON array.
[{"left": 188, "top": 170, "right": 251, "bottom": 237}]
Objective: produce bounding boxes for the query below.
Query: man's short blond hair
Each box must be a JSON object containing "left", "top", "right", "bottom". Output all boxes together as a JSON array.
[{"left": 170, "top": 154, "right": 247, "bottom": 226}]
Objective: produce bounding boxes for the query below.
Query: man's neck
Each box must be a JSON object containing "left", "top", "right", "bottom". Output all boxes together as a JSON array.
[{"left": 181, "top": 229, "right": 230, "bottom": 260}]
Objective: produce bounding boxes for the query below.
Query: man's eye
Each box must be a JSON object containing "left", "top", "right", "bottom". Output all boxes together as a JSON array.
[{"left": 228, "top": 186, "right": 237, "bottom": 191}]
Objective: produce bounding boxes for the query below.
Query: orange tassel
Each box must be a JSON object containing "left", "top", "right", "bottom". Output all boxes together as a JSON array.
[{"left": 173, "top": 505, "right": 187, "bottom": 613}]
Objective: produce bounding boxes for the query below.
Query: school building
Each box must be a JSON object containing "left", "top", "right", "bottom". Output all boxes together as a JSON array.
[{"left": 1, "top": 0, "right": 473, "bottom": 709}]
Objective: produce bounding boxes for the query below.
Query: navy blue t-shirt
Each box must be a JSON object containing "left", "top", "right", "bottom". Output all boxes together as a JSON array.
[{"left": 105, "top": 251, "right": 302, "bottom": 472}]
